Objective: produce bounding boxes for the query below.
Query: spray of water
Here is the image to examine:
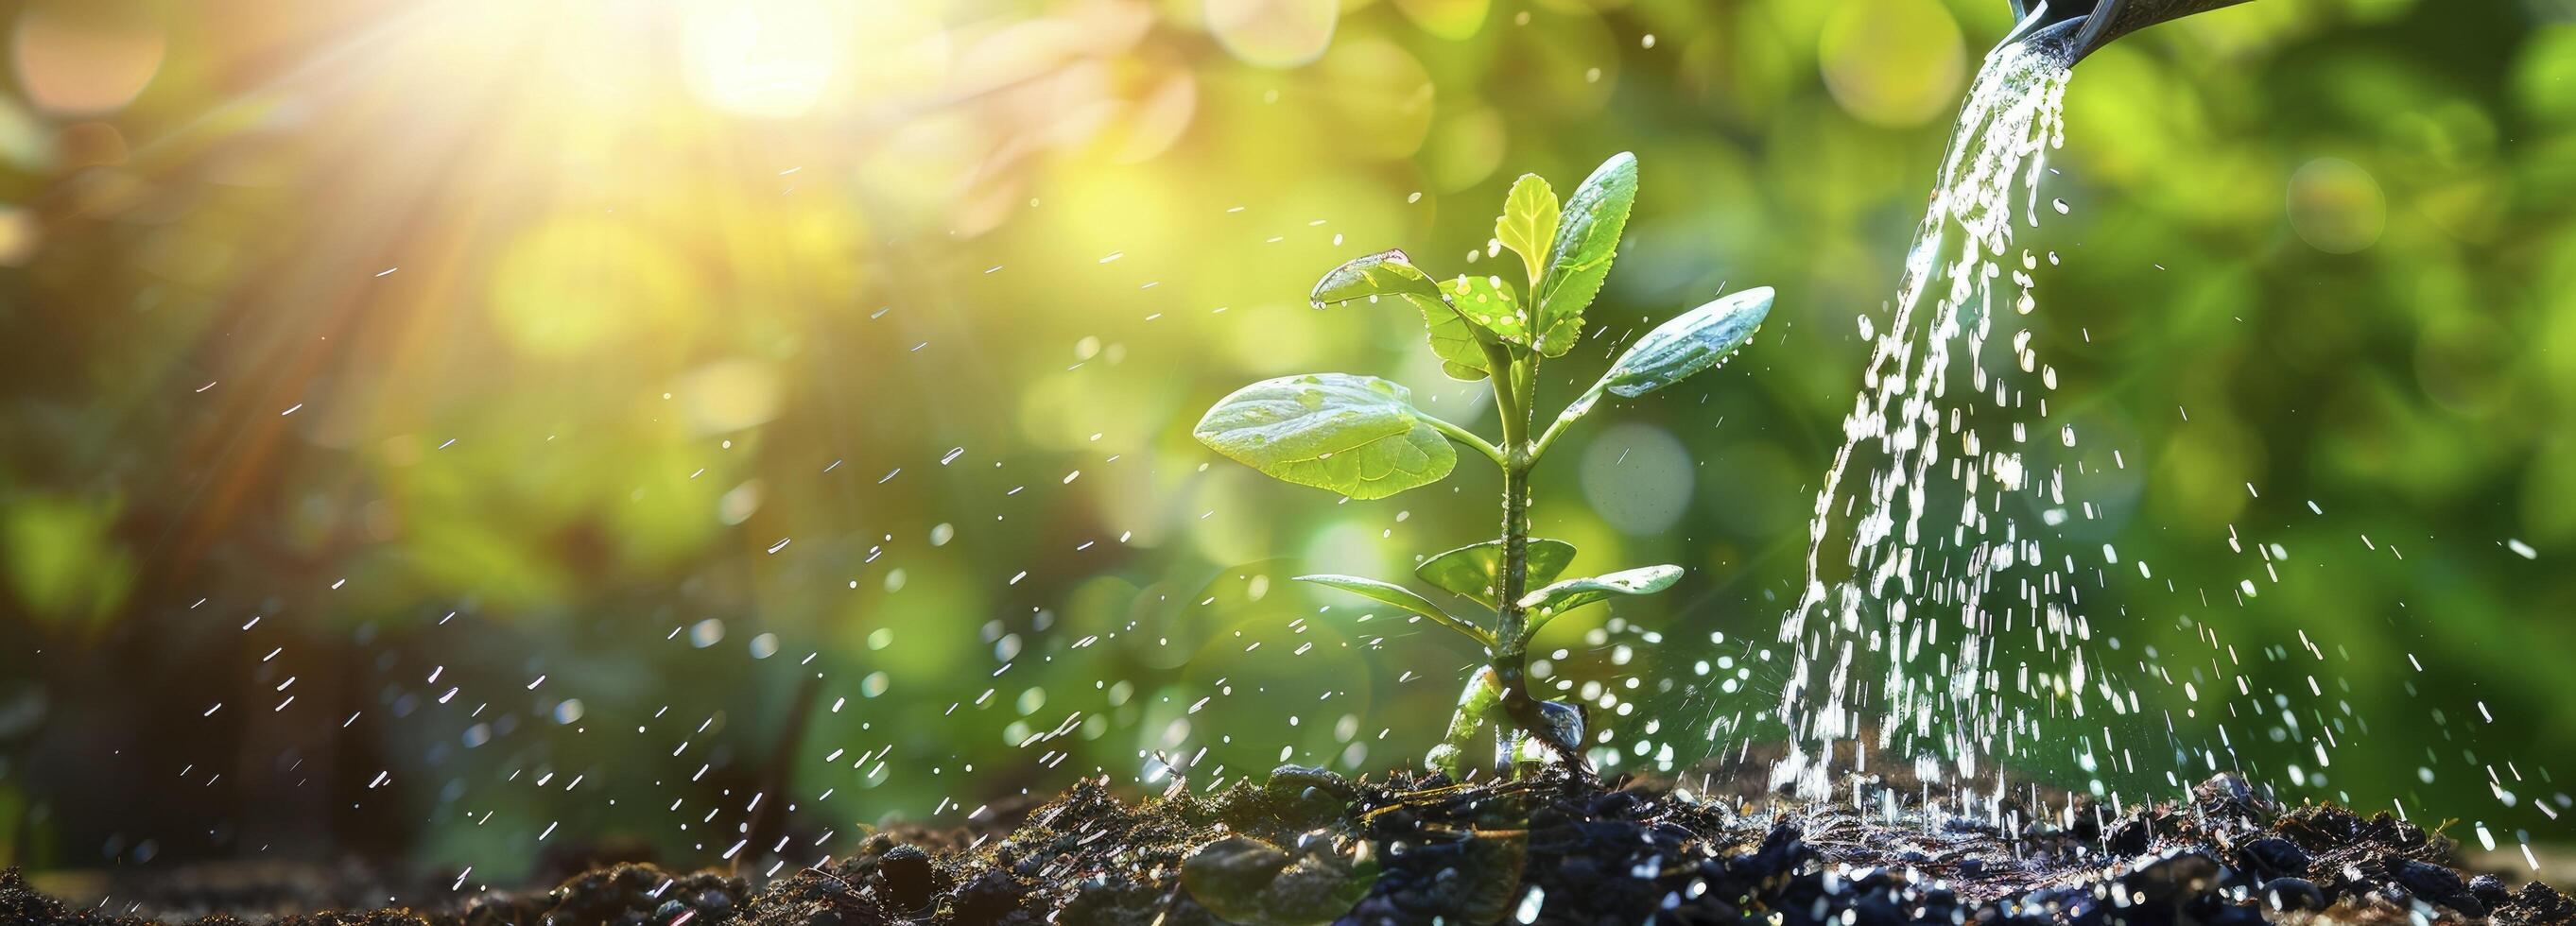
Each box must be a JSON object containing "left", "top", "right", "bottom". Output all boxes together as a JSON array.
[{"left": 1771, "top": 42, "right": 2079, "bottom": 801}]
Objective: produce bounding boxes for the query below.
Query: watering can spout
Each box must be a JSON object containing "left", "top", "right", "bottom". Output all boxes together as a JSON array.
[{"left": 2001, "top": 0, "right": 2256, "bottom": 65}]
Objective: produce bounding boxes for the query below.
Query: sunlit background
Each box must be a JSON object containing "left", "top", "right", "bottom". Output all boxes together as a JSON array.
[{"left": 2, "top": 0, "right": 2572, "bottom": 895}]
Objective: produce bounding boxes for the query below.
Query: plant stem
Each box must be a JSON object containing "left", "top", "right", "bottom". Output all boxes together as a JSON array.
[
  {"left": 1422, "top": 414, "right": 1505, "bottom": 468},
  {"left": 1478, "top": 342, "right": 1522, "bottom": 432},
  {"left": 1488, "top": 353, "right": 1540, "bottom": 771},
  {"left": 1531, "top": 371, "right": 1612, "bottom": 462},
  {"left": 1495, "top": 454, "right": 1531, "bottom": 648},
  {"left": 1491, "top": 354, "right": 1535, "bottom": 648}
]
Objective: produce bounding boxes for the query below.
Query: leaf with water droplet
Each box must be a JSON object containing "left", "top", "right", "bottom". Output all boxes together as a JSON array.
[
  {"left": 1415, "top": 539, "right": 1577, "bottom": 608},
  {"left": 1311, "top": 249, "right": 1444, "bottom": 307},
  {"left": 1515, "top": 564, "right": 1681, "bottom": 639},
  {"left": 1531, "top": 152, "right": 1637, "bottom": 356},
  {"left": 1494, "top": 173, "right": 1559, "bottom": 287},
  {"left": 1439, "top": 274, "right": 1527, "bottom": 344},
  {"left": 1604, "top": 287, "right": 1773, "bottom": 398},
  {"left": 1292, "top": 574, "right": 1492, "bottom": 647},
  {"left": 1310, "top": 250, "right": 1492, "bottom": 381},
  {"left": 1195, "top": 373, "right": 1456, "bottom": 500}
]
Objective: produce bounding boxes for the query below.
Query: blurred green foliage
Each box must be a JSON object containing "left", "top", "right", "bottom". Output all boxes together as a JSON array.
[{"left": 0, "top": 0, "right": 2567, "bottom": 880}]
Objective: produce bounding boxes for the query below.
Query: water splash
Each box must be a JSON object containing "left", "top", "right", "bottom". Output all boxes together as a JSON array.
[{"left": 1772, "top": 43, "right": 2075, "bottom": 800}]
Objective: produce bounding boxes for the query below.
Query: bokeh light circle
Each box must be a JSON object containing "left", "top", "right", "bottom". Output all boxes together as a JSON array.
[
  {"left": 676, "top": 359, "right": 785, "bottom": 435},
  {"left": 0, "top": 207, "right": 38, "bottom": 266},
  {"left": 1312, "top": 38, "right": 1437, "bottom": 161},
  {"left": 1818, "top": 0, "right": 1965, "bottom": 129},
  {"left": 2514, "top": 24, "right": 2576, "bottom": 126},
  {"left": 1393, "top": 0, "right": 1491, "bottom": 41},
  {"left": 10, "top": 0, "right": 165, "bottom": 116},
  {"left": 1206, "top": 0, "right": 1338, "bottom": 69},
  {"left": 1425, "top": 101, "right": 1508, "bottom": 192},
  {"left": 1580, "top": 422, "right": 1694, "bottom": 536},
  {"left": 2286, "top": 157, "right": 2387, "bottom": 254}
]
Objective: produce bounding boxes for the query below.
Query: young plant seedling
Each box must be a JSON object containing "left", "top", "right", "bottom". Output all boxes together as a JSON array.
[{"left": 1193, "top": 152, "right": 1773, "bottom": 779}]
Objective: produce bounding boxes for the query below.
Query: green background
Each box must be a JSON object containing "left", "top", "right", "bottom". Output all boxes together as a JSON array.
[{"left": 0, "top": 0, "right": 2569, "bottom": 882}]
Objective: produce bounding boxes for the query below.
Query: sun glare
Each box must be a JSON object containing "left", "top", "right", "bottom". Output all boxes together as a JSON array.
[{"left": 677, "top": 0, "right": 851, "bottom": 119}]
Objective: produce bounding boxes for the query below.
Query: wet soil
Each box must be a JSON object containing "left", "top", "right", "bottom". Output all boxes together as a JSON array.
[{"left": 8, "top": 766, "right": 2571, "bottom": 925}]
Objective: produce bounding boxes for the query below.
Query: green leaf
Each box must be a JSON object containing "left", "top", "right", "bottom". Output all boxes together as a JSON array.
[
  {"left": 1437, "top": 273, "right": 1529, "bottom": 345},
  {"left": 1294, "top": 574, "right": 1495, "bottom": 648},
  {"left": 1605, "top": 286, "right": 1774, "bottom": 398},
  {"left": 1515, "top": 564, "right": 1682, "bottom": 629},
  {"left": 1311, "top": 249, "right": 1491, "bottom": 382},
  {"left": 1195, "top": 373, "right": 1457, "bottom": 499},
  {"left": 1415, "top": 539, "right": 1578, "bottom": 607},
  {"left": 1311, "top": 249, "right": 1446, "bottom": 306},
  {"left": 1494, "top": 174, "right": 1559, "bottom": 286},
  {"left": 1422, "top": 310, "right": 1492, "bottom": 381},
  {"left": 1531, "top": 152, "right": 1638, "bottom": 356}
]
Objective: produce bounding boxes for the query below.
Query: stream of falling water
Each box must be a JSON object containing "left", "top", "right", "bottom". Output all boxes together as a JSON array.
[{"left": 1770, "top": 42, "right": 2081, "bottom": 802}]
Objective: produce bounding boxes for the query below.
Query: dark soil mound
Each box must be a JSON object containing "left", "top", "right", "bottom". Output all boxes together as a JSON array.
[{"left": 7, "top": 767, "right": 2569, "bottom": 925}]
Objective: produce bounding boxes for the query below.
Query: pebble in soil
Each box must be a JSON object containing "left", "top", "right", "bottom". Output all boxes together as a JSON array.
[{"left": 7, "top": 769, "right": 2573, "bottom": 925}]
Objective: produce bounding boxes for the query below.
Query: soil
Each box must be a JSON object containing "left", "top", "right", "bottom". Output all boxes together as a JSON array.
[{"left": 7, "top": 766, "right": 2571, "bottom": 925}]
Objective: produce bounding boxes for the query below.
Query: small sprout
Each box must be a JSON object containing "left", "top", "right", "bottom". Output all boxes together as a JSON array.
[{"left": 1193, "top": 153, "right": 1774, "bottom": 779}]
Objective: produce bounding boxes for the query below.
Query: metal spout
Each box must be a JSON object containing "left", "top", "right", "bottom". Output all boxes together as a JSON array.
[{"left": 2002, "top": 0, "right": 2256, "bottom": 65}]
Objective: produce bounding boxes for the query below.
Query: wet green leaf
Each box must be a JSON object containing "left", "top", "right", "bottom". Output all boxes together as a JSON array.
[
  {"left": 1310, "top": 249, "right": 1446, "bottom": 306},
  {"left": 1415, "top": 538, "right": 1577, "bottom": 607},
  {"left": 1515, "top": 564, "right": 1682, "bottom": 632},
  {"left": 1437, "top": 273, "right": 1529, "bottom": 345},
  {"left": 1531, "top": 152, "right": 1637, "bottom": 356},
  {"left": 1494, "top": 173, "right": 1559, "bottom": 286},
  {"left": 1423, "top": 306, "right": 1493, "bottom": 381},
  {"left": 1196, "top": 373, "right": 1456, "bottom": 499},
  {"left": 1605, "top": 286, "right": 1774, "bottom": 398},
  {"left": 1293, "top": 574, "right": 1493, "bottom": 647},
  {"left": 1310, "top": 249, "right": 1491, "bottom": 381}
]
